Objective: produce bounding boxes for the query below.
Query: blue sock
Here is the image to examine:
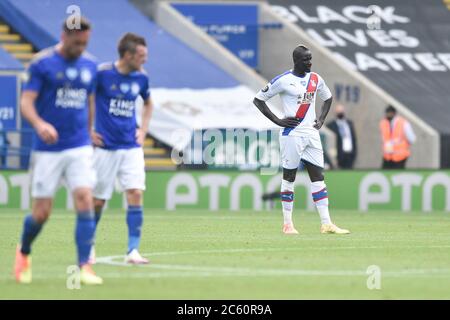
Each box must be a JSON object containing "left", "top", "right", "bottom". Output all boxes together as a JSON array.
[
  {"left": 126, "top": 206, "right": 143, "bottom": 254},
  {"left": 75, "top": 211, "right": 95, "bottom": 266},
  {"left": 20, "top": 214, "right": 43, "bottom": 255}
]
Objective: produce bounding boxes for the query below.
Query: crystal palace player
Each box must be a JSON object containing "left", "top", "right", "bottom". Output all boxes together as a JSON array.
[
  {"left": 14, "top": 18, "right": 103, "bottom": 284},
  {"left": 253, "top": 45, "right": 350, "bottom": 235},
  {"left": 89, "top": 33, "right": 153, "bottom": 264}
]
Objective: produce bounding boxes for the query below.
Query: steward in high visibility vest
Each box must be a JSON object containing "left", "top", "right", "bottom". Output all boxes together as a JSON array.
[{"left": 379, "top": 105, "right": 416, "bottom": 169}]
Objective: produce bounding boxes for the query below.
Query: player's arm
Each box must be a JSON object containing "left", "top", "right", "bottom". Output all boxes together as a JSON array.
[
  {"left": 313, "top": 97, "right": 332, "bottom": 130},
  {"left": 253, "top": 79, "right": 299, "bottom": 128},
  {"left": 136, "top": 98, "right": 153, "bottom": 146},
  {"left": 253, "top": 98, "right": 299, "bottom": 128},
  {"left": 314, "top": 76, "right": 333, "bottom": 130},
  {"left": 88, "top": 94, "right": 103, "bottom": 146},
  {"left": 20, "top": 91, "right": 58, "bottom": 144}
]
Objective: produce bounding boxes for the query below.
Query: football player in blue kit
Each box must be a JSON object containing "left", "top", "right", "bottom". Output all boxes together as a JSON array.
[
  {"left": 89, "top": 33, "right": 153, "bottom": 264},
  {"left": 15, "top": 17, "right": 103, "bottom": 285}
]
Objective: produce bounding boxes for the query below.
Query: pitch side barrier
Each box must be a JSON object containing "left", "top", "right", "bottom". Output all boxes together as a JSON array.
[{"left": 1, "top": 170, "right": 449, "bottom": 212}]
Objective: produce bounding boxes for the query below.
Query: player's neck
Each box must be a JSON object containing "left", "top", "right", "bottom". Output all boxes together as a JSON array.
[
  {"left": 115, "top": 60, "right": 133, "bottom": 75},
  {"left": 55, "top": 43, "right": 74, "bottom": 60},
  {"left": 292, "top": 67, "right": 307, "bottom": 78}
]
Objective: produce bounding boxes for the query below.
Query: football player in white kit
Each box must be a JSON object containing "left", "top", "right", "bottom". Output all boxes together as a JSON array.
[{"left": 253, "top": 45, "right": 350, "bottom": 235}]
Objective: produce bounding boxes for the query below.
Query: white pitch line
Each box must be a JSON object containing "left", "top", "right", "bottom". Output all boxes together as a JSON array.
[
  {"left": 96, "top": 244, "right": 450, "bottom": 265},
  {"left": 92, "top": 246, "right": 450, "bottom": 279},
  {"left": 2, "top": 269, "right": 450, "bottom": 281}
]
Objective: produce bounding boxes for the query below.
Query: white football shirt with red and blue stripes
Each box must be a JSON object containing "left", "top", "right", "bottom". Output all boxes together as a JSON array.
[{"left": 255, "top": 70, "right": 332, "bottom": 136}]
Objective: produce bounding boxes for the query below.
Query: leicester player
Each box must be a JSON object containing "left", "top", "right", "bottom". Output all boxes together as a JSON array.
[
  {"left": 14, "top": 17, "right": 103, "bottom": 284},
  {"left": 89, "top": 33, "right": 153, "bottom": 264},
  {"left": 253, "top": 45, "right": 350, "bottom": 235}
]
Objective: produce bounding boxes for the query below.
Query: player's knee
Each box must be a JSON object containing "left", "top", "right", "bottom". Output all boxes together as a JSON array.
[
  {"left": 32, "top": 202, "right": 51, "bottom": 224},
  {"left": 34, "top": 210, "right": 50, "bottom": 224},
  {"left": 311, "top": 172, "right": 324, "bottom": 182},
  {"left": 126, "top": 189, "right": 142, "bottom": 206},
  {"left": 73, "top": 188, "right": 93, "bottom": 211},
  {"left": 283, "top": 170, "right": 297, "bottom": 183}
]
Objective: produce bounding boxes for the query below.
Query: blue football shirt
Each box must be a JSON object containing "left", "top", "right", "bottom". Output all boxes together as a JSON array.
[
  {"left": 95, "top": 62, "right": 151, "bottom": 150},
  {"left": 23, "top": 47, "right": 97, "bottom": 151}
]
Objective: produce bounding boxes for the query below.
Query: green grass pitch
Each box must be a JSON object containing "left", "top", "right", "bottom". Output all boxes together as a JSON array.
[{"left": 1, "top": 209, "right": 450, "bottom": 299}]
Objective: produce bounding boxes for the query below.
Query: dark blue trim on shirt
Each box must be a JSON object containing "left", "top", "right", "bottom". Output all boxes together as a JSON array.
[{"left": 270, "top": 70, "right": 291, "bottom": 85}]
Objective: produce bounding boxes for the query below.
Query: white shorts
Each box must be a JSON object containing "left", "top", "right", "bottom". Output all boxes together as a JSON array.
[
  {"left": 280, "top": 132, "right": 324, "bottom": 169},
  {"left": 93, "top": 147, "right": 146, "bottom": 200},
  {"left": 30, "top": 145, "right": 96, "bottom": 198}
]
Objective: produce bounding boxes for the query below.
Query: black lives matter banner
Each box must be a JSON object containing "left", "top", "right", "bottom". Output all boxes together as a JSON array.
[{"left": 271, "top": 0, "right": 450, "bottom": 166}]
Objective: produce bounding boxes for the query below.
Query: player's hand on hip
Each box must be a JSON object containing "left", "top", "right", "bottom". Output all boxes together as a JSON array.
[
  {"left": 36, "top": 121, "right": 58, "bottom": 144},
  {"left": 90, "top": 130, "right": 104, "bottom": 147},
  {"left": 277, "top": 117, "right": 300, "bottom": 128},
  {"left": 136, "top": 128, "right": 146, "bottom": 146},
  {"left": 313, "top": 119, "right": 324, "bottom": 130}
]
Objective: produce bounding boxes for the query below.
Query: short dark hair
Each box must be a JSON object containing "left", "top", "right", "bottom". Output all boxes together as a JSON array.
[
  {"left": 118, "top": 33, "right": 147, "bottom": 58},
  {"left": 294, "top": 45, "right": 309, "bottom": 52},
  {"left": 293, "top": 45, "right": 310, "bottom": 62},
  {"left": 62, "top": 16, "right": 91, "bottom": 33},
  {"left": 385, "top": 105, "right": 397, "bottom": 113}
]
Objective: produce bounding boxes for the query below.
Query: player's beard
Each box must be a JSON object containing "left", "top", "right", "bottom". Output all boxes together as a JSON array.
[{"left": 64, "top": 47, "right": 83, "bottom": 60}]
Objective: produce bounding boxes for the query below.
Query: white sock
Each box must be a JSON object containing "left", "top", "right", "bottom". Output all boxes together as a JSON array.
[
  {"left": 311, "top": 180, "right": 332, "bottom": 225},
  {"left": 281, "top": 179, "right": 294, "bottom": 225}
]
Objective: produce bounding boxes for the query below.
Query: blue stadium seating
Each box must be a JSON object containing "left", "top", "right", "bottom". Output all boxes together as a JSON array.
[
  {"left": 0, "top": 0, "right": 239, "bottom": 88},
  {"left": 0, "top": 46, "right": 23, "bottom": 70}
]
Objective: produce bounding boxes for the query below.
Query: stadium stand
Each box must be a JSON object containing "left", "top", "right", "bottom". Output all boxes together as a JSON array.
[
  {"left": 0, "top": 18, "right": 35, "bottom": 68},
  {"left": 0, "top": 26, "right": 23, "bottom": 70},
  {"left": 147, "top": 0, "right": 443, "bottom": 168},
  {"left": 2, "top": 0, "right": 445, "bottom": 169},
  {"left": 0, "top": 0, "right": 276, "bottom": 170},
  {"left": 0, "top": 42, "right": 23, "bottom": 70},
  {"left": 0, "top": 0, "right": 241, "bottom": 88},
  {"left": 268, "top": 0, "right": 450, "bottom": 167}
]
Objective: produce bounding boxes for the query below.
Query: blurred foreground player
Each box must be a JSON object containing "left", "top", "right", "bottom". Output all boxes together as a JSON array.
[
  {"left": 14, "top": 18, "right": 103, "bottom": 284},
  {"left": 253, "top": 45, "right": 350, "bottom": 235},
  {"left": 89, "top": 33, "right": 153, "bottom": 264}
]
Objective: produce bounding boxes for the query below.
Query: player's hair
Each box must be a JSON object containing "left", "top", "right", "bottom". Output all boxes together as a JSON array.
[
  {"left": 293, "top": 45, "right": 310, "bottom": 63},
  {"left": 295, "top": 45, "right": 309, "bottom": 51},
  {"left": 118, "top": 33, "right": 147, "bottom": 58},
  {"left": 385, "top": 105, "right": 397, "bottom": 113},
  {"left": 62, "top": 16, "right": 91, "bottom": 34}
]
